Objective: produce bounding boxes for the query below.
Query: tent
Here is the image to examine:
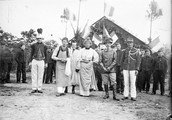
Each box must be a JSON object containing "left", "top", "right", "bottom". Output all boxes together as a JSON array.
[{"left": 90, "top": 16, "right": 149, "bottom": 49}]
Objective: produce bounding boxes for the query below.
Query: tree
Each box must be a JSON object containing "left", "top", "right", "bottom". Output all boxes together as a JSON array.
[
  {"left": 146, "top": 0, "right": 163, "bottom": 43},
  {"left": 21, "top": 29, "right": 37, "bottom": 43}
]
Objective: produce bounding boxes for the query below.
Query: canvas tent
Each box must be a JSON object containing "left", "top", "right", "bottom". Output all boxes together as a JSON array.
[{"left": 90, "top": 16, "right": 149, "bottom": 49}]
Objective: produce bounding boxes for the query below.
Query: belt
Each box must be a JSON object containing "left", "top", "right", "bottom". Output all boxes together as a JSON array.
[{"left": 34, "top": 58, "right": 45, "bottom": 61}]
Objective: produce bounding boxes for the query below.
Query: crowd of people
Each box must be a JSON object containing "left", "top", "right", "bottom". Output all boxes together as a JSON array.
[{"left": 0, "top": 28, "right": 171, "bottom": 102}]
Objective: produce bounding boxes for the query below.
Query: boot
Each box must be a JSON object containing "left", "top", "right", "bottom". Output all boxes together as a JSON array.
[
  {"left": 103, "top": 85, "right": 109, "bottom": 99},
  {"left": 72, "top": 85, "right": 75, "bottom": 94},
  {"left": 64, "top": 87, "right": 68, "bottom": 93},
  {"left": 112, "top": 84, "right": 120, "bottom": 101}
]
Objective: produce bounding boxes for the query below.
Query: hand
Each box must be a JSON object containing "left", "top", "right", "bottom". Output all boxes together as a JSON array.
[
  {"left": 135, "top": 70, "right": 138, "bottom": 76},
  {"left": 106, "top": 67, "right": 111, "bottom": 72},
  {"left": 103, "top": 66, "right": 107, "bottom": 71},
  {"left": 75, "top": 69, "right": 80, "bottom": 72},
  {"left": 29, "top": 62, "right": 32, "bottom": 66},
  {"left": 82, "top": 59, "right": 90, "bottom": 63},
  {"left": 45, "top": 63, "right": 48, "bottom": 68}
]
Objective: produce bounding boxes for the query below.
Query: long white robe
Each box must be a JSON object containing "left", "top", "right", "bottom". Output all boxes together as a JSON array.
[
  {"left": 70, "top": 49, "right": 80, "bottom": 86},
  {"left": 78, "top": 48, "right": 99, "bottom": 96}
]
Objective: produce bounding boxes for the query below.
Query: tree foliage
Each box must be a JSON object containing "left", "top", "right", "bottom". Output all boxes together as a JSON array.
[{"left": 21, "top": 29, "right": 37, "bottom": 43}]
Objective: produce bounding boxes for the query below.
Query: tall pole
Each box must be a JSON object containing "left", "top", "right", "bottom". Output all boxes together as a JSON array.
[
  {"left": 65, "top": 20, "right": 67, "bottom": 37},
  {"left": 77, "top": 0, "right": 81, "bottom": 31},
  {"left": 149, "top": 13, "right": 153, "bottom": 43}
]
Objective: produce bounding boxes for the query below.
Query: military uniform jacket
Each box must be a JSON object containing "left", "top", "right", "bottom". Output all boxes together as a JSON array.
[{"left": 120, "top": 47, "right": 141, "bottom": 71}]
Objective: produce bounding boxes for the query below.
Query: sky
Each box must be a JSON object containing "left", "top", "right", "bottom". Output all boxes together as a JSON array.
[{"left": 0, "top": 0, "right": 171, "bottom": 50}]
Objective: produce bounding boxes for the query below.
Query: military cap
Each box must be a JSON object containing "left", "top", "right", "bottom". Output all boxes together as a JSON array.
[
  {"left": 127, "top": 37, "right": 134, "bottom": 43},
  {"left": 104, "top": 37, "right": 113, "bottom": 44}
]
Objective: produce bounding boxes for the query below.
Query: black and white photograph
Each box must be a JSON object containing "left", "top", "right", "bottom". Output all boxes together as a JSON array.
[{"left": 0, "top": 0, "right": 171, "bottom": 120}]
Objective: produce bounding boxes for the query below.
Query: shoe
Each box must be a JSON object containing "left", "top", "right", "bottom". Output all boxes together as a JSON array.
[
  {"left": 72, "top": 90, "right": 75, "bottom": 94},
  {"left": 121, "top": 97, "right": 128, "bottom": 100},
  {"left": 17, "top": 81, "right": 20, "bottom": 83},
  {"left": 113, "top": 96, "right": 120, "bottom": 101},
  {"left": 160, "top": 93, "right": 164, "bottom": 96},
  {"left": 131, "top": 97, "right": 136, "bottom": 101},
  {"left": 151, "top": 92, "right": 156, "bottom": 95},
  {"left": 22, "top": 81, "right": 27, "bottom": 83},
  {"left": 37, "top": 90, "right": 43, "bottom": 93},
  {"left": 31, "top": 90, "right": 37, "bottom": 93},
  {"left": 56, "top": 93, "right": 66, "bottom": 97},
  {"left": 103, "top": 94, "right": 109, "bottom": 99}
]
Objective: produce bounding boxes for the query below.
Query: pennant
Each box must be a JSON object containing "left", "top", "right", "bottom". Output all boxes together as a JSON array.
[
  {"left": 148, "top": 36, "right": 160, "bottom": 49},
  {"left": 93, "top": 34, "right": 101, "bottom": 45},
  {"left": 103, "top": 25, "right": 111, "bottom": 38},
  {"left": 80, "top": 20, "right": 89, "bottom": 37},
  {"left": 93, "top": 32, "right": 102, "bottom": 41},
  {"left": 109, "top": 7, "right": 114, "bottom": 17},
  {"left": 110, "top": 31, "right": 115, "bottom": 37},
  {"left": 112, "top": 33, "right": 118, "bottom": 44},
  {"left": 104, "top": 3, "right": 114, "bottom": 17}
]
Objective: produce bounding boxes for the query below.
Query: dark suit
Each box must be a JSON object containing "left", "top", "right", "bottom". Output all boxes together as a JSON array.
[{"left": 15, "top": 48, "right": 26, "bottom": 83}]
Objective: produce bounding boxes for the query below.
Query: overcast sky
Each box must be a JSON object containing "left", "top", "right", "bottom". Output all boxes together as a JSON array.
[{"left": 0, "top": 0, "right": 171, "bottom": 50}]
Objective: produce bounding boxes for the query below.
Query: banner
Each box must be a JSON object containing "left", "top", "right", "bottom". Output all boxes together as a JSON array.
[{"left": 148, "top": 36, "right": 160, "bottom": 49}]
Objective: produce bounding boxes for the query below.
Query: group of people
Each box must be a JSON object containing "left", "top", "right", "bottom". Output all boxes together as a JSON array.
[{"left": 0, "top": 28, "right": 170, "bottom": 102}]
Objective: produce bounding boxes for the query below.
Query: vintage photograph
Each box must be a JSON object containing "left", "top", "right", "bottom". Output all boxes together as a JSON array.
[{"left": 0, "top": 0, "right": 171, "bottom": 120}]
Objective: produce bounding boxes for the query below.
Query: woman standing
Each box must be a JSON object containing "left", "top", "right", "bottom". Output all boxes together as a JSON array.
[
  {"left": 52, "top": 37, "right": 71, "bottom": 96},
  {"left": 78, "top": 38, "right": 99, "bottom": 97}
]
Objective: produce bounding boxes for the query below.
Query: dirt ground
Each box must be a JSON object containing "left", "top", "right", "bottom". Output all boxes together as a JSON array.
[{"left": 0, "top": 73, "right": 171, "bottom": 120}]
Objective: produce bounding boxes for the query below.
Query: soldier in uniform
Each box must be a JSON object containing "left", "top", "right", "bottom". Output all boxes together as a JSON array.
[
  {"left": 29, "top": 34, "right": 47, "bottom": 93},
  {"left": 15, "top": 42, "right": 27, "bottom": 83},
  {"left": 0, "top": 43, "right": 9, "bottom": 83},
  {"left": 152, "top": 49, "right": 168, "bottom": 95},
  {"left": 6, "top": 46, "right": 14, "bottom": 83},
  {"left": 140, "top": 49, "right": 154, "bottom": 93},
  {"left": 120, "top": 37, "right": 141, "bottom": 101},
  {"left": 99, "top": 38, "right": 119, "bottom": 100}
]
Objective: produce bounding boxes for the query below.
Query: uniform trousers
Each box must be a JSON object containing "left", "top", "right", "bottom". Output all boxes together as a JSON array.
[{"left": 123, "top": 70, "right": 137, "bottom": 98}]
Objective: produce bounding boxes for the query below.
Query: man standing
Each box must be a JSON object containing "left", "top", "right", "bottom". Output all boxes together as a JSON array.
[
  {"left": 116, "top": 43, "right": 124, "bottom": 94},
  {"left": 44, "top": 47, "right": 55, "bottom": 84},
  {"left": 100, "top": 38, "right": 119, "bottom": 100},
  {"left": 15, "top": 42, "right": 27, "bottom": 83},
  {"left": 140, "top": 49, "right": 154, "bottom": 93},
  {"left": 6, "top": 46, "right": 13, "bottom": 83},
  {"left": 29, "top": 34, "right": 47, "bottom": 93},
  {"left": 152, "top": 49, "right": 167, "bottom": 95},
  {"left": 70, "top": 40, "right": 80, "bottom": 94},
  {"left": 120, "top": 37, "right": 141, "bottom": 101}
]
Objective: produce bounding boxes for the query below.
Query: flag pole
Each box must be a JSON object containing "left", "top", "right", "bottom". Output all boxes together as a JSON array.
[
  {"left": 65, "top": 20, "right": 67, "bottom": 37},
  {"left": 77, "top": 0, "right": 81, "bottom": 32}
]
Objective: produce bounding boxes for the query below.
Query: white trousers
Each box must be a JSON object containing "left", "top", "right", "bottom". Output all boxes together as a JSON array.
[
  {"left": 31, "top": 59, "right": 45, "bottom": 90},
  {"left": 123, "top": 70, "right": 137, "bottom": 98},
  {"left": 57, "top": 87, "right": 65, "bottom": 93}
]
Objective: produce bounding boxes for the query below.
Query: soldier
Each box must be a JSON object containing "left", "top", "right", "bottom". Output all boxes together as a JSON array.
[
  {"left": 15, "top": 42, "right": 27, "bottom": 83},
  {"left": 100, "top": 38, "right": 119, "bottom": 100},
  {"left": 120, "top": 37, "right": 141, "bottom": 101},
  {"left": 152, "top": 49, "right": 168, "bottom": 95},
  {"left": 6, "top": 46, "right": 14, "bottom": 83},
  {"left": 44, "top": 47, "right": 55, "bottom": 84},
  {"left": 29, "top": 34, "right": 47, "bottom": 93},
  {"left": 116, "top": 43, "right": 124, "bottom": 94},
  {"left": 0, "top": 43, "right": 9, "bottom": 83},
  {"left": 140, "top": 49, "right": 154, "bottom": 93}
]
